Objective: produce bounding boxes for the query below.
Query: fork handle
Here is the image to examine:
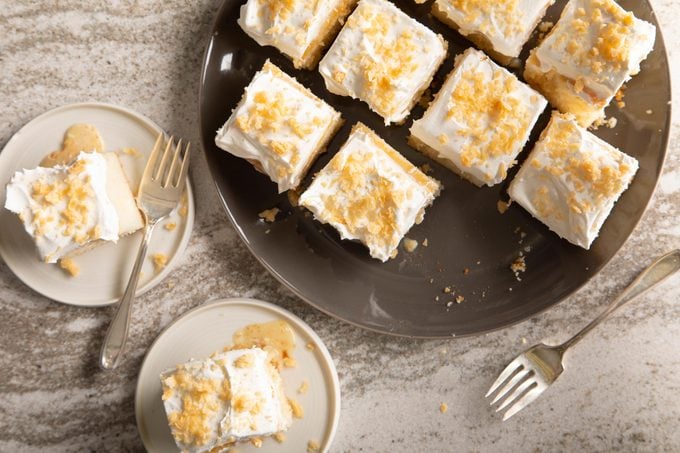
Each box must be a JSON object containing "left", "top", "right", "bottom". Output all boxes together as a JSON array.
[
  {"left": 99, "top": 222, "right": 155, "bottom": 370},
  {"left": 559, "top": 250, "right": 680, "bottom": 352}
]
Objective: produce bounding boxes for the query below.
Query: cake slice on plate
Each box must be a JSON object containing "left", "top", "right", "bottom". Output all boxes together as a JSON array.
[
  {"left": 4, "top": 151, "right": 143, "bottom": 263},
  {"left": 524, "top": 0, "right": 656, "bottom": 127},
  {"left": 215, "top": 60, "right": 343, "bottom": 193},
  {"left": 318, "top": 0, "right": 447, "bottom": 125},
  {"left": 299, "top": 123, "right": 441, "bottom": 262},
  {"left": 409, "top": 48, "right": 547, "bottom": 187},
  {"left": 508, "top": 112, "right": 638, "bottom": 249},
  {"left": 160, "top": 348, "right": 292, "bottom": 452},
  {"left": 238, "top": 0, "right": 358, "bottom": 70},
  {"left": 431, "top": 0, "right": 554, "bottom": 66}
]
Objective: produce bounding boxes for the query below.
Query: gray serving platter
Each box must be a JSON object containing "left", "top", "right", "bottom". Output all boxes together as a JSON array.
[{"left": 198, "top": 0, "right": 671, "bottom": 338}]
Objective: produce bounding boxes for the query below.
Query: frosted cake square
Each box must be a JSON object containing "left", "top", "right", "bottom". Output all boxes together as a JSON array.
[
  {"left": 160, "top": 348, "right": 292, "bottom": 453},
  {"left": 299, "top": 123, "right": 441, "bottom": 262},
  {"left": 318, "top": 0, "right": 447, "bottom": 125},
  {"left": 238, "top": 0, "right": 357, "bottom": 69},
  {"left": 215, "top": 60, "right": 343, "bottom": 193},
  {"left": 4, "top": 151, "right": 142, "bottom": 263},
  {"left": 508, "top": 112, "right": 638, "bottom": 249},
  {"left": 409, "top": 48, "right": 547, "bottom": 187},
  {"left": 524, "top": 0, "right": 656, "bottom": 127},
  {"left": 432, "top": 0, "right": 554, "bottom": 65}
]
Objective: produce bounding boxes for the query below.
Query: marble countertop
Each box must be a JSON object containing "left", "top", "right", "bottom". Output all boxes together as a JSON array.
[{"left": 1, "top": 1, "right": 679, "bottom": 451}]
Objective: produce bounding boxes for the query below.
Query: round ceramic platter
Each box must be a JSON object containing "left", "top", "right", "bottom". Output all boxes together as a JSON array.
[
  {"left": 135, "top": 298, "right": 341, "bottom": 453},
  {"left": 199, "top": 1, "right": 671, "bottom": 337},
  {"left": 0, "top": 102, "right": 195, "bottom": 307}
]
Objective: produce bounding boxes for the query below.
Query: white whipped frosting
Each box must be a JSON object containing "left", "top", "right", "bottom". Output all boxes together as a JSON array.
[
  {"left": 508, "top": 112, "right": 638, "bottom": 249},
  {"left": 4, "top": 151, "right": 119, "bottom": 263},
  {"left": 215, "top": 61, "right": 340, "bottom": 193},
  {"left": 318, "top": 0, "right": 446, "bottom": 125},
  {"left": 434, "top": 0, "right": 553, "bottom": 58},
  {"left": 299, "top": 124, "right": 440, "bottom": 262},
  {"left": 222, "top": 348, "right": 291, "bottom": 438},
  {"left": 238, "top": 0, "right": 347, "bottom": 64},
  {"left": 532, "top": 0, "right": 655, "bottom": 102},
  {"left": 161, "top": 348, "right": 291, "bottom": 453},
  {"left": 410, "top": 48, "right": 547, "bottom": 187}
]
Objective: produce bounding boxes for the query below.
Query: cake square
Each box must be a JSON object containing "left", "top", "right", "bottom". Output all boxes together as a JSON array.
[
  {"left": 215, "top": 60, "right": 343, "bottom": 193},
  {"left": 299, "top": 123, "right": 441, "bottom": 262},
  {"left": 432, "top": 0, "right": 554, "bottom": 65},
  {"left": 524, "top": 0, "right": 656, "bottom": 127},
  {"left": 238, "top": 0, "right": 358, "bottom": 69},
  {"left": 4, "top": 151, "right": 142, "bottom": 263},
  {"left": 160, "top": 348, "right": 292, "bottom": 453},
  {"left": 318, "top": 0, "right": 447, "bottom": 125},
  {"left": 508, "top": 112, "right": 638, "bottom": 249},
  {"left": 409, "top": 48, "right": 547, "bottom": 187}
]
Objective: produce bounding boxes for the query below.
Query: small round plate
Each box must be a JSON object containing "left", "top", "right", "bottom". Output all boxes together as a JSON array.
[
  {"left": 135, "top": 298, "right": 341, "bottom": 453},
  {"left": 0, "top": 102, "right": 195, "bottom": 307}
]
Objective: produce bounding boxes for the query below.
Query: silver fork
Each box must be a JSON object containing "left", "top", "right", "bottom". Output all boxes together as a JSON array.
[
  {"left": 99, "top": 134, "right": 190, "bottom": 370},
  {"left": 486, "top": 249, "right": 680, "bottom": 420}
]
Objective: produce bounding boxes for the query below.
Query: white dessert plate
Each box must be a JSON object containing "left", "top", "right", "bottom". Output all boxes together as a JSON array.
[
  {"left": 135, "top": 298, "right": 341, "bottom": 453},
  {"left": 0, "top": 102, "right": 195, "bottom": 307}
]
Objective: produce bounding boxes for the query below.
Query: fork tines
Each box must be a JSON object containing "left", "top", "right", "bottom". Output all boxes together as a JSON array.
[{"left": 485, "top": 358, "right": 544, "bottom": 421}]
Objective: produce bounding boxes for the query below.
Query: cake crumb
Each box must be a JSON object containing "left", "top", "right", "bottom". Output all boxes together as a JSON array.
[
  {"left": 179, "top": 192, "right": 188, "bottom": 217},
  {"left": 287, "top": 189, "right": 300, "bottom": 207},
  {"left": 439, "top": 402, "right": 448, "bottom": 413},
  {"left": 274, "top": 432, "right": 286, "bottom": 443},
  {"left": 538, "top": 21, "right": 554, "bottom": 32},
  {"left": 403, "top": 237, "right": 418, "bottom": 252},
  {"left": 434, "top": 295, "right": 440, "bottom": 301},
  {"left": 422, "top": 238, "right": 429, "bottom": 247},
  {"left": 298, "top": 380, "right": 310, "bottom": 394},
  {"left": 455, "top": 295, "right": 464, "bottom": 304},
  {"left": 59, "top": 258, "right": 79, "bottom": 277},
  {"left": 446, "top": 301, "right": 453, "bottom": 308},
  {"left": 289, "top": 398, "right": 304, "bottom": 419},
  {"left": 646, "top": 109, "right": 653, "bottom": 115},
  {"left": 605, "top": 117, "right": 618, "bottom": 129},
  {"left": 615, "top": 86, "right": 626, "bottom": 109},
  {"left": 258, "top": 207, "right": 280, "bottom": 223},
  {"left": 521, "top": 337, "right": 527, "bottom": 345},
  {"left": 250, "top": 437, "right": 263, "bottom": 448},
  {"left": 152, "top": 253, "right": 168, "bottom": 272},
  {"left": 307, "top": 440, "right": 320, "bottom": 452},
  {"left": 463, "top": 268, "right": 470, "bottom": 275},
  {"left": 121, "top": 147, "right": 140, "bottom": 157},
  {"left": 510, "top": 255, "right": 526, "bottom": 281},
  {"left": 443, "top": 286, "right": 452, "bottom": 294},
  {"left": 497, "top": 200, "right": 511, "bottom": 214},
  {"left": 164, "top": 221, "right": 177, "bottom": 231},
  {"left": 305, "top": 342, "right": 315, "bottom": 351},
  {"left": 429, "top": 277, "right": 434, "bottom": 284},
  {"left": 420, "top": 163, "right": 433, "bottom": 174}
]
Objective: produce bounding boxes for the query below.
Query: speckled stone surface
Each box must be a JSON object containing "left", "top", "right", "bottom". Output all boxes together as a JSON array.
[{"left": 1, "top": 1, "right": 679, "bottom": 452}]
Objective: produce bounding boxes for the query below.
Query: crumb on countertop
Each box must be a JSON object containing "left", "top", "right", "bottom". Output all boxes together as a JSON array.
[
  {"left": 463, "top": 268, "right": 470, "bottom": 275},
  {"left": 403, "top": 237, "right": 418, "bottom": 252},
  {"left": 59, "top": 258, "right": 79, "bottom": 277},
  {"left": 455, "top": 295, "right": 464, "bottom": 304},
  {"left": 307, "top": 440, "right": 320, "bottom": 452},
  {"left": 422, "top": 238, "right": 429, "bottom": 247},
  {"left": 439, "top": 402, "right": 448, "bottom": 413}
]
